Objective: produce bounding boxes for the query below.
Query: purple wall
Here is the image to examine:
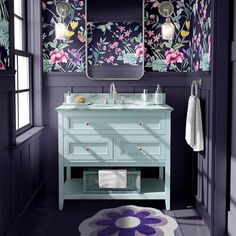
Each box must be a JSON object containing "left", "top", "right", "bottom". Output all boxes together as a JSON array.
[
  {"left": 228, "top": 1, "right": 236, "bottom": 235},
  {"left": 0, "top": 0, "right": 10, "bottom": 70}
]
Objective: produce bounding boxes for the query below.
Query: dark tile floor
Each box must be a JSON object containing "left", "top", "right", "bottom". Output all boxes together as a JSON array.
[{"left": 8, "top": 191, "right": 209, "bottom": 236}]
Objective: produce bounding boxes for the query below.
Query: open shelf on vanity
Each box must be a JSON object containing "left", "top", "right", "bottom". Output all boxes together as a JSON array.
[{"left": 64, "top": 178, "right": 166, "bottom": 200}]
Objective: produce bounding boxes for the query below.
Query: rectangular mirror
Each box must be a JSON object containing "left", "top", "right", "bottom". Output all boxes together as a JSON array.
[{"left": 85, "top": 0, "right": 144, "bottom": 80}]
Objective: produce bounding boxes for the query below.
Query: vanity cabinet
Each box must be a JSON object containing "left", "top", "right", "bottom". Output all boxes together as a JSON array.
[{"left": 57, "top": 103, "right": 173, "bottom": 210}]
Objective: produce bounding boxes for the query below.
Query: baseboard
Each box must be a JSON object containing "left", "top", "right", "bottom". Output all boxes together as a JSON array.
[
  {"left": 5, "top": 183, "right": 44, "bottom": 236},
  {"left": 228, "top": 211, "right": 236, "bottom": 236},
  {"left": 195, "top": 196, "right": 211, "bottom": 236}
]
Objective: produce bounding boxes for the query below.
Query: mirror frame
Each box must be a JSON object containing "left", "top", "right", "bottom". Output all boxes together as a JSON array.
[{"left": 85, "top": 0, "right": 145, "bottom": 80}]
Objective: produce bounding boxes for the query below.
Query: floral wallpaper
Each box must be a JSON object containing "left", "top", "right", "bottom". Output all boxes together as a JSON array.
[
  {"left": 144, "top": 0, "right": 192, "bottom": 72},
  {"left": 191, "top": 0, "right": 211, "bottom": 71},
  {"left": 42, "top": 0, "right": 212, "bottom": 73},
  {"left": 87, "top": 22, "right": 143, "bottom": 66},
  {"left": 0, "top": 0, "right": 9, "bottom": 70},
  {"left": 42, "top": 0, "right": 86, "bottom": 72}
]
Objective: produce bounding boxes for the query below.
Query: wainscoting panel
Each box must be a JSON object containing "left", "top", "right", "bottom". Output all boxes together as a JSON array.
[{"left": 0, "top": 82, "right": 44, "bottom": 235}]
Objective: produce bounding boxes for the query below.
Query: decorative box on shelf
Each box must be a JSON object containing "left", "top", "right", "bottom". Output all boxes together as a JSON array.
[{"left": 83, "top": 168, "right": 141, "bottom": 194}]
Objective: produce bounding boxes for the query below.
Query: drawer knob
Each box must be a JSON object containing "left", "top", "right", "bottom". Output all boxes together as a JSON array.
[
  {"left": 86, "top": 122, "right": 91, "bottom": 126},
  {"left": 86, "top": 147, "right": 91, "bottom": 152},
  {"left": 138, "top": 122, "right": 144, "bottom": 126}
]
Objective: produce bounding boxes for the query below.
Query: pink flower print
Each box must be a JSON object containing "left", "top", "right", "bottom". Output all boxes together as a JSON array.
[
  {"left": 208, "top": 34, "right": 211, "bottom": 63},
  {"left": 196, "top": 33, "right": 201, "bottom": 47},
  {"left": 147, "top": 39, "right": 153, "bottom": 46},
  {"left": 147, "top": 30, "right": 154, "bottom": 37},
  {"left": 79, "top": 1, "right": 84, "bottom": 7},
  {"left": 104, "top": 56, "right": 115, "bottom": 64},
  {"left": 194, "top": 61, "right": 199, "bottom": 71},
  {"left": 0, "top": 61, "right": 6, "bottom": 70},
  {"left": 49, "top": 49, "right": 68, "bottom": 64},
  {"left": 102, "top": 45, "right": 107, "bottom": 50},
  {"left": 113, "top": 42, "right": 119, "bottom": 47},
  {"left": 145, "top": 20, "right": 150, "bottom": 26},
  {"left": 115, "top": 47, "right": 122, "bottom": 55},
  {"left": 200, "top": 0, "right": 204, "bottom": 10},
  {"left": 135, "top": 43, "right": 144, "bottom": 57},
  {"left": 42, "top": 2, "right": 46, "bottom": 10},
  {"left": 109, "top": 56, "right": 115, "bottom": 62},
  {"left": 150, "top": 14, "right": 155, "bottom": 20},
  {"left": 153, "top": 34, "right": 161, "bottom": 43},
  {"left": 124, "top": 30, "right": 131, "bottom": 37},
  {"left": 108, "top": 42, "right": 118, "bottom": 49},
  {"left": 118, "top": 35, "right": 124, "bottom": 40},
  {"left": 118, "top": 26, "right": 125, "bottom": 32},
  {"left": 203, "top": 6, "right": 207, "bottom": 19},
  {"left": 77, "top": 29, "right": 86, "bottom": 43},
  {"left": 165, "top": 49, "right": 184, "bottom": 64}
]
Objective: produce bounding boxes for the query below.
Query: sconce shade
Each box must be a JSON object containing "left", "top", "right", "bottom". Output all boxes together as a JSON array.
[
  {"left": 162, "top": 18, "right": 175, "bottom": 40},
  {"left": 159, "top": 1, "right": 174, "bottom": 17},
  {"left": 56, "top": 1, "right": 71, "bottom": 18},
  {"left": 55, "top": 22, "right": 67, "bottom": 40}
]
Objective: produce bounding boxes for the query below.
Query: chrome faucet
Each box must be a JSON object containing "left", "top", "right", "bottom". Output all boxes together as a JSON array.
[{"left": 110, "top": 82, "right": 117, "bottom": 104}]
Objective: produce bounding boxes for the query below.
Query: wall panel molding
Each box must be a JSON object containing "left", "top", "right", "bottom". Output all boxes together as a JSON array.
[{"left": 44, "top": 72, "right": 211, "bottom": 87}]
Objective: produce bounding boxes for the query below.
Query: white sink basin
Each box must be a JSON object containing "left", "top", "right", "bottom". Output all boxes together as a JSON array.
[{"left": 91, "top": 103, "right": 137, "bottom": 108}]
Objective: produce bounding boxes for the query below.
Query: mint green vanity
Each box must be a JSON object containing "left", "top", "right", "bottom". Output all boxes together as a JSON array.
[{"left": 56, "top": 93, "right": 173, "bottom": 210}]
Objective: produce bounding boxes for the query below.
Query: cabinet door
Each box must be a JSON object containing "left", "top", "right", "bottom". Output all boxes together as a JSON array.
[
  {"left": 64, "top": 135, "right": 113, "bottom": 162},
  {"left": 114, "top": 135, "right": 167, "bottom": 162}
]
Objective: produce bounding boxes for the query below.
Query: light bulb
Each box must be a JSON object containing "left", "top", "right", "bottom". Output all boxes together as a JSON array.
[
  {"left": 55, "top": 22, "right": 67, "bottom": 40},
  {"left": 162, "top": 18, "right": 175, "bottom": 40}
]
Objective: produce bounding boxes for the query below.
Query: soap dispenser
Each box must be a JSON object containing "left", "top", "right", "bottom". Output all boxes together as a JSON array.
[
  {"left": 65, "top": 91, "right": 73, "bottom": 104},
  {"left": 154, "top": 84, "right": 165, "bottom": 105}
]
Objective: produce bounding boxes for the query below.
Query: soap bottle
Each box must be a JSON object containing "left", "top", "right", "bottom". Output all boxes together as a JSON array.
[
  {"left": 65, "top": 91, "right": 72, "bottom": 104},
  {"left": 142, "top": 89, "right": 148, "bottom": 102},
  {"left": 154, "top": 84, "right": 164, "bottom": 105}
]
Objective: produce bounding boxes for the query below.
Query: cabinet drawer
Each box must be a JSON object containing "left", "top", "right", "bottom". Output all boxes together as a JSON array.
[
  {"left": 63, "top": 114, "right": 166, "bottom": 135},
  {"left": 64, "top": 135, "right": 113, "bottom": 161},
  {"left": 114, "top": 135, "right": 166, "bottom": 161}
]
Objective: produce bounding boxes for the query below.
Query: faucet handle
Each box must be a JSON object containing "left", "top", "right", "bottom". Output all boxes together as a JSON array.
[
  {"left": 104, "top": 96, "right": 108, "bottom": 104},
  {"left": 120, "top": 96, "right": 124, "bottom": 104}
]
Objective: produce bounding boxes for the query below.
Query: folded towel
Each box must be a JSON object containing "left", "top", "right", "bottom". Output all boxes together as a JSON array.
[
  {"left": 185, "top": 83, "right": 204, "bottom": 152},
  {"left": 98, "top": 170, "right": 127, "bottom": 188}
]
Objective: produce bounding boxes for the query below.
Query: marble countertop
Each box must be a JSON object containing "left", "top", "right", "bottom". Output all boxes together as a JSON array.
[{"left": 56, "top": 93, "right": 173, "bottom": 111}]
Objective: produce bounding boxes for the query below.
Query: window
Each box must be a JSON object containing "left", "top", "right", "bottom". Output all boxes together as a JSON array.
[{"left": 14, "top": 0, "right": 33, "bottom": 133}]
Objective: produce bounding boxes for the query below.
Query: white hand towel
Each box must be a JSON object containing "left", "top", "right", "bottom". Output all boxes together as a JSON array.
[
  {"left": 193, "top": 97, "right": 204, "bottom": 151},
  {"left": 185, "top": 83, "right": 204, "bottom": 152},
  {"left": 185, "top": 95, "right": 196, "bottom": 147},
  {"left": 98, "top": 170, "right": 127, "bottom": 188}
]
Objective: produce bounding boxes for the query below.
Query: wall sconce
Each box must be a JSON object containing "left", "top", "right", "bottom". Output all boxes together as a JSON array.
[
  {"left": 55, "top": 1, "right": 71, "bottom": 40},
  {"left": 158, "top": 1, "right": 175, "bottom": 40}
]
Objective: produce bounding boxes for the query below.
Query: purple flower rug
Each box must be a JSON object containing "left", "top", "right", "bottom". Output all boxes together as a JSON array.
[{"left": 78, "top": 205, "right": 178, "bottom": 236}]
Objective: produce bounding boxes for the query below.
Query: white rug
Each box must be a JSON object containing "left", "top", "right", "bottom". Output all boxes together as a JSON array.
[{"left": 79, "top": 205, "right": 178, "bottom": 236}]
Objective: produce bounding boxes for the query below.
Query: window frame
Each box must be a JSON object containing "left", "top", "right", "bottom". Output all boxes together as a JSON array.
[
  {"left": 15, "top": 50, "right": 33, "bottom": 135},
  {"left": 14, "top": 0, "right": 34, "bottom": 136}
]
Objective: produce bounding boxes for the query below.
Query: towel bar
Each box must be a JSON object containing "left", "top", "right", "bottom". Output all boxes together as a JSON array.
[{"left": 192, "top": 78, "right": 202, "bottom": 86}]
